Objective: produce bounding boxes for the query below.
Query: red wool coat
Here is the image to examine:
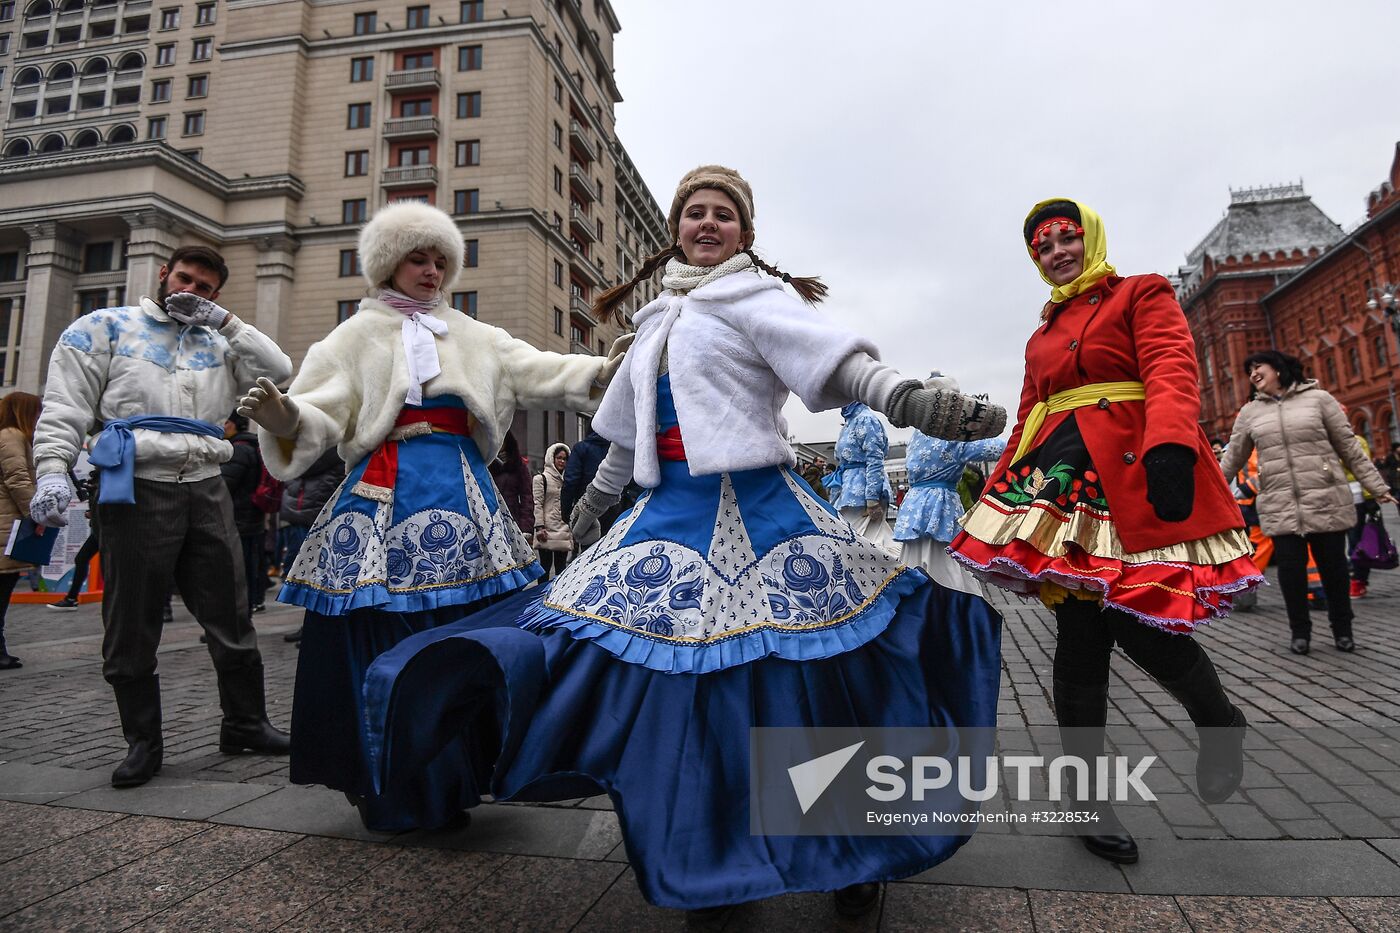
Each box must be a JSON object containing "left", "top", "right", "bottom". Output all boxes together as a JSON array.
[{"left": 990, "top": 273, "right": 1243, "bottom": 554}]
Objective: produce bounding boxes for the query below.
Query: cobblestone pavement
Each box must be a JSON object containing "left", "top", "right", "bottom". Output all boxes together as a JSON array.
[{"left": 1, "top": 566, "right": 1399, "bottom": 931}]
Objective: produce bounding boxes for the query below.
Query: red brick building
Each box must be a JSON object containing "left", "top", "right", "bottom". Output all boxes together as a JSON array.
[
  {"left": 1177, "top": 184, "right": 1343, "bottom": 440},
  {"left": 1261, "top": 145, "right": 1400, "bottom": 453}
]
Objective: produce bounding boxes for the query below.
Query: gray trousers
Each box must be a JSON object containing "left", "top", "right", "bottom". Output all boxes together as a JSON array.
[{"left": 98, "top": 476, "right": 262, "bottom": 685}]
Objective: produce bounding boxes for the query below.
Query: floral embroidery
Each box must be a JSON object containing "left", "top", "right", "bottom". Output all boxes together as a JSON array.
[
  {"left": 60, "top": 329, "right": 94, "bottom": 352},
  {"left": 187, "top": 350, "right": 221, "bottom": 371},
  {"left": 990, "top": 461, "right": 1108, "bottom": 511}
]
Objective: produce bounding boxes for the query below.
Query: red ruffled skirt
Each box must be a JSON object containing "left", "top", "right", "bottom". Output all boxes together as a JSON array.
[{"left": 949, "top": 415, "right": 1261, "bottom": 633}]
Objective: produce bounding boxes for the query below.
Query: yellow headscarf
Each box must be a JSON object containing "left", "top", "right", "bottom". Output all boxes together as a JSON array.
[{"left": 1025, "top": 197, "right": 1116, "bottom": 304}]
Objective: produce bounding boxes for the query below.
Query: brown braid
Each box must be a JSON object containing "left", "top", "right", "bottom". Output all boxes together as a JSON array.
[
  {"left": 744, "top": 250, "right": 828, "bottom": 305},
  {"left": 594, "top": 244, "right": 684, "bottom": 325}
]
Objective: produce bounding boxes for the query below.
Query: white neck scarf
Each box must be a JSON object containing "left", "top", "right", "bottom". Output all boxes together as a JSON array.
[
  {"left": 379, "top": 288, "right": 449, "bottom": 406},
  {"left": 661, "top": 252, "right": 754, "bottom": 294}
]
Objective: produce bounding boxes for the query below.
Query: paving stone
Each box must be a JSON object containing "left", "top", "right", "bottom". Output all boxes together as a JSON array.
[
  {"left": 424, "top": 854, "right": 623, "bottom": 932},
  {"left": 1122, "top": 840, "right": 1400, "bottom": 896},
  {"left": 1175, "top": 895, "right": 1354, "bottom": 932},
  {"left": 908, "top": 832, "right": 1131, "bottom": 893},
  {"left": 208, "top": 783, "right": 401, "bottom": 842},
  {"left": 396, "top": 801, "right": 621, "bottom": 860},
  {"left": 0, "top": 761, "right": 111, "bottom": 804},
  {"left": 0, "top": 800, "right": 124, "bottom": 864},
  {"left": 880, "top": 884, "right": 1032, "bottom": 932},
  {"left": 1027, "top": 890, "right": 1190, "bottom": 932},
  {"left": 571, "top": 868, "right": 687, "bottom": 933},
  {"left": 1331, "top": 896, "right": 1400, "bottom": 933},
  {"left": 54, "top": 775, "right": 280, "bottom": 822}
]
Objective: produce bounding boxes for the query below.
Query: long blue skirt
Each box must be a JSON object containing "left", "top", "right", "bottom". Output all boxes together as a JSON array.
[{"left": 364, "top": 578, "right": 1002, "bottom": 908}]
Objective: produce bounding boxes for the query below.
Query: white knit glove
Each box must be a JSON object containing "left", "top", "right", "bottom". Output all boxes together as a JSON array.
[
  {"left": 237, "top": 377, "right": 301, "bottom": 438},
  {"left": 594, "top": 333, "right": 635, "bottom": 389},
  {"left": 30, "top": 472, "right": 75, "bottom": 528},
  {"left": 569, "top": 484, "right": 620, "bottom": 551},
  {"left": 886, "top": 380, "right": 1007, "bottom": 441},
  {"left": 164, "top": 293, "right": 231, "bottom": 329}
]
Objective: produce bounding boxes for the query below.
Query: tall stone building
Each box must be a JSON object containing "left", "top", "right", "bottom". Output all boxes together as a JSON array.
[
  {"left": 0, "top": 0, "right": 667, "bottom": 459},
  {"left": 1175, "top": 183, "right": 1342, "bottom": 440}
]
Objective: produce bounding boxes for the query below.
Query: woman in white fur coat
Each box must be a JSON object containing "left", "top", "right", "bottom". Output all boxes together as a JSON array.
[
  {"left": 238, "top": 201, "right": 626, "bottom": 833},
  {"left": 361, "top": 167, "right": 1009, "bottom": 918}
]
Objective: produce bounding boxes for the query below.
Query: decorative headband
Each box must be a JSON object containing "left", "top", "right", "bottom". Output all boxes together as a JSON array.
[{"left": 1031, "top": 217, "right": 1085, "bottom": 248}]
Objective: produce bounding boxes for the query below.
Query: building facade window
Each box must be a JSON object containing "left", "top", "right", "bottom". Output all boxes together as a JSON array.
[
  {"left": 151, "top": 78, "right": 171, "bottom": 101},
  {"left": 347, "top": 102, "right": 371, "bottom": 128},
  {"left": 460, "top": 1, "right": 482, "bottom": 23},
  {"left": 338, "top": 249, "right": 359, "bottom": 277},
  {"left": 455, "top": 139, "right": 479, "bottom": 166},
  {"left": 553, "top": 259, "right": 563, "bottom": 287},
  {"left": 0, "top": 2, "right": 13, "bottom": 22},
  {"left": 553, "top": 307, "right": 564, "bottom": 335},
  {"left": 342, "top": 198, "right": 367, "bottom": 224},
  {"left": 1325, "top": 354, "right": 1338, "bottom": 386},
  {"left": 337, "top": 299, "right": 358, "bottom": 322},
  {"left": 0, "top": 253, "right": 18, "bottom": 282},
  {"left": 552, "top": 121, "right": 562, "bottom": 150},
  {"left": 458, "top": 44, "right": 481, "bottom": 71},
  {"left": 1348, "top": 345, "right": 1362, "bottom": 379},
  {"left": 195, "top": 2, "right": 216, "bottom": 25},
  {"left": 350, "top": 57, "right": 373, "bottom": 82},
  {"left": 1375, "top": 334, "right": 1389, "bottom": 368},
  {"left": 452, "top": 291, "right": 478, "bottom": 317},
  {"left": 77, "top": 290, "right": 108, "bottom": 317},
  {"left": 190, "top": 37, "right": 211, "bottom": 61},
  {"left": 456, "top": 91, "right": 480, "bottom": 118},
  {"left": 465, "top": 239, "right": 478, "bottom": 267},
  {"left": 147, "top": 115, "right": 166, "bottom": 138},
  {"left": 83, "top": 241, "right": 114, "bottom": 274},
  {"left": 553, "top": 166, "right": 562, "bottom": 194},
  {"left": 0, "top": 297, "right": 20, "bottom": 388},
  {"left": 399, "top": 97, "right": 432, "bottom": 117},
  {"left": 406, "top": 4, "right": 429, "bottom": 28},
  {"left": 187, "top": 74, "right": 208, "bottom": 97},
  {"left": 159, "top": 7, "right": 179, "bottom": 29},
  {"left": 553, "top": 78, "right": 562, "bottom": 105},
  {"left": 397, "top": 145, "right": 430, "bottom": 165},
  {"left": 345, "top": 149, "right": 368, "bottom": 176},
  {"left": 453, "top": 189, "right": 479, "bottom": 214},
  {"left": 401, "top": 50, "right": 433, "bottom": 69},
  {"left": 182, "top": 111, "right": 204, "bottom": 135},
  {"left": 155, "top": 43, "right": 175, "bottom": 65},
  {"left": 353, "top": 11, "right": 376, "bottom": 35}
]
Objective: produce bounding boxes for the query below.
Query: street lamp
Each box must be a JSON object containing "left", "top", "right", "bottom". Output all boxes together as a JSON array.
[{"left": 1365, "top": 284, "right": 1400, "bottom": 445}]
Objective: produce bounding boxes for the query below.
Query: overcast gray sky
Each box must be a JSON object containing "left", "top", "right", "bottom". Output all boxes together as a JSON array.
[{"left": 608, "top": 0, "right": 1397, "bottom": 445}]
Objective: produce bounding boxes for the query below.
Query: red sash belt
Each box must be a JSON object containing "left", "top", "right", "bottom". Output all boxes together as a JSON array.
[
  {"left": 656, "top": 426, "right": 687, "bottom": 462},
  {"left": 354, "top": 407, "right": 476, "bottom": 502}
]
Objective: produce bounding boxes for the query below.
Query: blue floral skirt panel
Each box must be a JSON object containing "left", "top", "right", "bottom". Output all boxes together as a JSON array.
[
  {"left": 278, "top": 396, "right": 543, "bottom": 616},
  {"left": 519, "top": 458, "right": 926, "bottom": 673}
]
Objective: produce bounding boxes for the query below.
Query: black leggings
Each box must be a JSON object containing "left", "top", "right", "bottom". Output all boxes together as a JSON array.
[
  {"left": 65, "top": 529, "right": 100, "bottom": 599},
  {"left": 0, "top": 572, "right": 20, "bottom": 651},
  {"left": 537, "top": 548, "right": 570, "bottom": 580},
  {"left": 1271, "top": 531, "right": 1352, "bottom": 640},
  {"left": 1053, "top": 596, "right": 1204, "bottom": 689}
]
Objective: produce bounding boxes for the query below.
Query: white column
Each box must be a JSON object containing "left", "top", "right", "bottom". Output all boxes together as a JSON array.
[
  {"left": 16, "top": 221, "right": 81, "bottom": 392},
  {"left": 252, "top": 234, "right": 300, "bottom": 348},
  {"left": 121, "top": 208, "right": 186, "bottom": 306}
]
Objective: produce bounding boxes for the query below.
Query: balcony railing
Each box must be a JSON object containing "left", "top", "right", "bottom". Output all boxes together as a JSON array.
[
  {"left": 568, "top": 119, "right": 596, "bottom": 163},
  {"left": 385, "top": 68, "right": 440, "bottom": 91},
  {"left": 569, "top": 340, "right": 596, "bottom": 356},
  {"left": 10, "top": 84, "right": 40, "bottom": 98},
  {"left": 569, "top": 294, "right": 598, "bottom": 327},
  {"left": 569, "top": 203, "right": 596, "bottom": 243},
  {"left": 381, "top": 164, "right": 438, "bottom": 187},
  {"left": 113, "top": 70, "right": 142, "bottom": 86},
  {"left": 80, "top": 72, "right": 108, "bottom": 86},
  {"left": 568, "top": 163, "right": 597, "bottom": 203},
  {"left": 56, "top": 10, "right": 84, "bottom": 25},
  {"left": 382, "top": 116, "right": 439, "bottom": 138},
  {"left": 568, "top": 243, "right": 605, "bottom": 287}
]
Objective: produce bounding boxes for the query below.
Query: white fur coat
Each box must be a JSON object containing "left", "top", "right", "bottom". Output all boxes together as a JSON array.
[
  {"left": 591, "top": 271, "right": 877, "bottom": 488},
  {"left": 260, "top": 297, "right": 604, "bottom": 480}
]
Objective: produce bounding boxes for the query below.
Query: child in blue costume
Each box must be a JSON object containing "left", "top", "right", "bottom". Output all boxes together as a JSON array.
[
  {"left": 832, "top": 400, "right": 897, "bottom": 549},
  {"left": 362, "top": 167, "right": 1008, "bottom": 915},
  {"left": 239, "top": 202, "right": 627, "bottom": 831},
  {"left": 894, "top": 372, "right": 1007, "bottom": 594}
]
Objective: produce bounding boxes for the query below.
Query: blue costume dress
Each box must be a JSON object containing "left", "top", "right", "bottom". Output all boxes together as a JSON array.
[
  {"left": 360, "top": 378, "right": 1004, "bottom": 909},
  {"left": 831, "top": 402, "right": 894, "bottom": 511},
  {"left": 282, "top": 395, "right": 541, "bottom": 831}
]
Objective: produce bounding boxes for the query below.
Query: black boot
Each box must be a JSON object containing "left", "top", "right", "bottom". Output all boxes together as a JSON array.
[
  {"left": 1158, "top": 653, "right": 1246, "bottom": 804},
  {"left": 1053, "top": 677, "right": 1138, "bottom": 865},
  {"left": 112, "top": 677, "right": 163, "bottom": 788},
  {"left": 834, "top": 882, "right": 881, "bottom": 917},
  {"left": 216, "top": 663, "right": 291, "bottom": 755}
]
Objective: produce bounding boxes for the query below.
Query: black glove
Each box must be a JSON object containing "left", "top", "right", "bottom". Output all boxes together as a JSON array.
[{"left": 1143, "top": 443, "right": 1196, "bottom": 523}]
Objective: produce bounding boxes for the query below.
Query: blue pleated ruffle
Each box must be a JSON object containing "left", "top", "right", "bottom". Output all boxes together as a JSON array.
[{"left": 279, "top": 561, "right": 543, "bottom": 616}]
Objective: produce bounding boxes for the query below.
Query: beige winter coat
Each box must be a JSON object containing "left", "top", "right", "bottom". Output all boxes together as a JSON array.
[
  {"left": 0, "top": 427, "right": 37, "bottom": 573},
  {"left": 532, "top": 443, "right": 573, "bottom": 552},
  {"left": 1221, "top": 380, "right": 1390, "bottom": 537}
]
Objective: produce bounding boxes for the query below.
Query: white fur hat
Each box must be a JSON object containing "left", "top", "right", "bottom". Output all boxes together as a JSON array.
[{"left": 357, "top": 201, "right": 465, "bottom": 293}]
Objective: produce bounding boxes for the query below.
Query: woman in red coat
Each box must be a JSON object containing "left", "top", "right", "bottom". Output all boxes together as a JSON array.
[{"left": 950, "top": 199, "right": 1261, "bottom": 866}]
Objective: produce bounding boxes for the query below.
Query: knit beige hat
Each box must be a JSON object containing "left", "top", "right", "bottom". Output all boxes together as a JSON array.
[{"left": 667, "top": 165, "right": 756, "bottom": 249}]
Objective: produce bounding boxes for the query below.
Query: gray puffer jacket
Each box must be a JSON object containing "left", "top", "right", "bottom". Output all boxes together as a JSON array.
[{"left": 1220, "top": 380, "right": 1390, "bottom": 537}]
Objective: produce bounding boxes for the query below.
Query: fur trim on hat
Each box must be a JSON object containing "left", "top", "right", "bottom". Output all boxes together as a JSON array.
[
  {"left": 667, "top": 165, "right": 756, "bottom": 249},
  {"left": 358, "top": 201, "right": 465, "bottom": 293}
]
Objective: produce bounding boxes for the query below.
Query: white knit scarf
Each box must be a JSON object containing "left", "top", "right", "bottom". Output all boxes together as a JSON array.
[
  {"left": 379, "top": 288, "right": 449, "bottom": 406},
  {"left": 661, "top": 252, "right": 754, "bottom": 294}
]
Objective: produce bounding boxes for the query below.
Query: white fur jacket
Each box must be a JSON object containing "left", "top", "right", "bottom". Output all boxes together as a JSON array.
[
  {"left": 260, "top": 297, "right": 605, "bottom": 480},
  {"left": 591, "top": 271, "right": 878, "bottom": 489}
]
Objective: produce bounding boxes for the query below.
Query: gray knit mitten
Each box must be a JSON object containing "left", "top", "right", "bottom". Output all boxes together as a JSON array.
[
  {"left": 886, "top": 379, "right": 1007, "bottom": 441},
  {"left": 568, "top": 484, "right": 620, "bottom": 551}
]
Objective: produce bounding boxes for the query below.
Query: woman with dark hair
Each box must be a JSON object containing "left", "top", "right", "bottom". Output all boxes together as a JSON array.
[
  {"left": 950, "top": 199, "right": 1263, "bottom": 866},
  {"left": 487, "top": 430, "right": 533, "bottom": 538},
  {"left": 1220, "top": 350, "right": 1394, "bottom": 654},
  {"left": 0, "top": 391, "right": 42, "bottom": 668}
]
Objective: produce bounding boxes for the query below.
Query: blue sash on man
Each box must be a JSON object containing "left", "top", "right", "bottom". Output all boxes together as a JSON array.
[{"left": 88, "top": 416, "right": 226, "bottom": 504}]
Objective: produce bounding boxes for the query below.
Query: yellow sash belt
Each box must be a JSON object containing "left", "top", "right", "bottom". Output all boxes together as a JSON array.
[{"left": 1012, "top": 381, "right": 1146, "bottom": 464}]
